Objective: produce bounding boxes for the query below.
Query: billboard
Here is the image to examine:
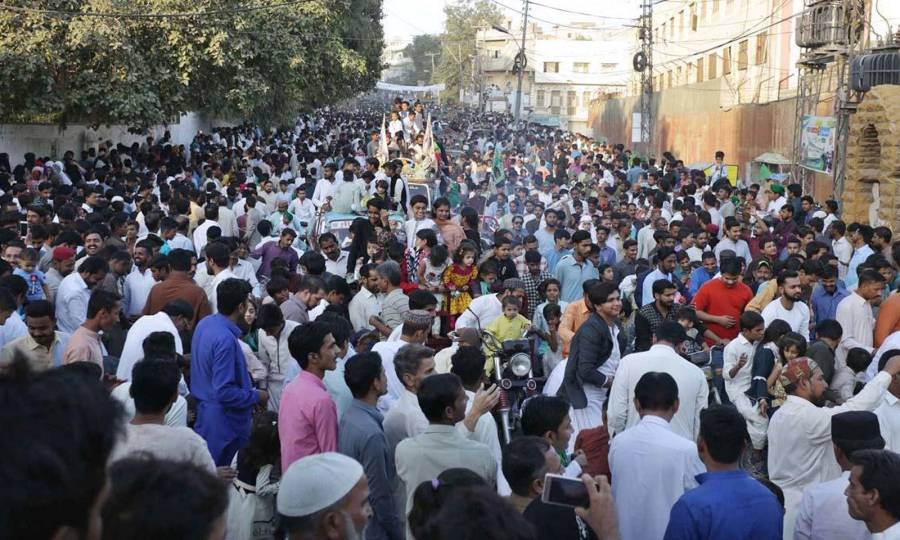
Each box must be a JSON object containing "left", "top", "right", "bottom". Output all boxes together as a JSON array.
[{"left": 799, "top": 115, "right": 836, "bottom": 173}]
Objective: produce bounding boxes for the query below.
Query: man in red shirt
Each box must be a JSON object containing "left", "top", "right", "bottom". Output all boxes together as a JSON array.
[{"left": 692, "top": 257, "right": 753, "bottom": 346}]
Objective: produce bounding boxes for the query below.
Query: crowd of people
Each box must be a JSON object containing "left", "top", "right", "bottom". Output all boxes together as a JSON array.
[{"left": 3, "top": 96, "right": 900, "bottom": 540}]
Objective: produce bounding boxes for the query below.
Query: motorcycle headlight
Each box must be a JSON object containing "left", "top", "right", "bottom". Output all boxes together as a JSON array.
[{"left": 509, "top": 352, "right": 532, "bottom": 377}]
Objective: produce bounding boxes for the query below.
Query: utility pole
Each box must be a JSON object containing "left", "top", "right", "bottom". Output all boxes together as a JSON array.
[
  {"left": 514, "top": 0, "right": 530, "bottom": 123},
  {"left": 425, "top": 52, "right": 439, "bottom": 83},
  {"left": 636, "top": 0, "right": 653, "bottom": 159},
  {"left": 791, "top": 0, "right": 868, "bottom": 197},
  {"left": 458, "top": 43, "right": 464, "bottom": 103}
]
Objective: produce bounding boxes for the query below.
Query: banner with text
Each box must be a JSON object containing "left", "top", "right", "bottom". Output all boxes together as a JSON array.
[{"left": 799, "top": 115, "right": 835, "bottom": 173}]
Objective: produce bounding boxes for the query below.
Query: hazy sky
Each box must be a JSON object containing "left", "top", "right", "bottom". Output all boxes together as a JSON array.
[{"left": 382, "top": 0, "right": 641, "bottom": 40}]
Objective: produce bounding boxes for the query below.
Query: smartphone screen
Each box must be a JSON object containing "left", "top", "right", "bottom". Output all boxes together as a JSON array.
[{"left": 541, "top": 473, "right": 590, "bottom": 508}]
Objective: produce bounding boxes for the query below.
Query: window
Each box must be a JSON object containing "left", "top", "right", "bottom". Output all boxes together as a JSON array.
[
  {"left": 738, "top": 39, "right": 749, "bottom": 70},
  {"left": 669, "top": 18, "right": 674, "bottom": 38},
  {"left": 667, "top": 70, "right": 673, "bottom": 88},
  {"left": 713, "top": 0, "right": 719, "bottom": 13},
  {"left": 708, "top": 53, "right": 718, "bottom": 79},
  {"left": 755, "top": 33, "right": 768, "bottom": 65},
  {"left": 700, "top": 1, "right": 706, "bottom": 23},
  {"left": 679, "top": 11, "right": 684, "bottom": 35},
  {"left": 690, "top": 3, "right": 697, "bottom": 31},
  {"left": 582, "top": 91, "right": 591, "bottom": 106},
  {"left": 566, "top": 91, "right": 576, "bottom": 109},
  {"left": 573, "top": 62, "right": 590, "bottom": 73},
  {"left": 493, "top": 50, "right": 499, "bottom": 58},
  {"left": 676, "top": 66, "right": 683, "bottom": 85},
  {"left": 653, "top": 76, "right": 658, "bottom": 90},
  {"left": 696, "top": 57, "right": 704, "bottom": 82},
  {"left": 660, "top": 23, "right": 666, "bottom": 41},
  {"left": 543, "top": 62, "right": 559, "bottom": 73},
  {"left": 536, "top": 90, "right": 545, "bottom": 106},
  {"left": 723, "top": 46, "right": 732, "bottom": 75}
]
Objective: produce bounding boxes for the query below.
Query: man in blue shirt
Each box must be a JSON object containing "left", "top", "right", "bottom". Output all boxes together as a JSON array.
[
  {"left": 555, "top": 230, "right": 599, "bottom": 304},
  {"left": 811, "top": 265, "right": 849, "bottom": 326},
  {"left": 543, "top": 229, "right": 572, "bottom": 275},
  {"left": 641, "top": 247, "right": 678, "bottom": 307},
  {"left": 191, "top": 278, "right": 267, "bottom": 465},
  {"left": 596, "top": 226, "right": 618, "bottom": 266},
  {"left": 338, "top": 351, "right": 403, "bottom": 540},
  {"left": 534, "top": 209, "right": 562, "bottom": 255},
  {"left": 688, "top": 252, "right": 718, "bottom": 298},
  {"left": 664, "top": 405, "right": 783, "bottom": 540}
]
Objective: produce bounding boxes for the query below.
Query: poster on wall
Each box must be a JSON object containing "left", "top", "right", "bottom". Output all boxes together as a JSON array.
[
  {"left": 799, "top": 115, "right": 835, "bottom": 173},
  {"left": 631, "top": 112, "right": 642, "bottom": 143}
]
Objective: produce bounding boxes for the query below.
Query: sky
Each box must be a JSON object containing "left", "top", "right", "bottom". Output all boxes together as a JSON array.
[{"left": 382, "top": 0, "right": 642, "bottom": 41}]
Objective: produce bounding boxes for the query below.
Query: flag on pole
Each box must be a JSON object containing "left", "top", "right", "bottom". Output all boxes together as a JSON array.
[
  {"left": 376, "top": 114, "right": 389, "bottom": 164},
  {"left": 492, "top": 140, "right": 505, "bottom": 188},
  {"left": 421, "top": 113, "right": 435, "bottom": 171}
]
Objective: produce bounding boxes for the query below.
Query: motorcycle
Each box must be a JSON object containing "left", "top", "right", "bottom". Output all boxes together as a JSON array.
[
  {"left": 482, "top": 330, "right": 544, "bottom": 444},
  {"left": 683, "top": 344, "right": 727, "bottom": 406}
]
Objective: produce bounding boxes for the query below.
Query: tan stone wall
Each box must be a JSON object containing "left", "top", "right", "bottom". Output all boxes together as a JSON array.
[{"left": 842, "top": 85, "right": 900, "bottom": 232}]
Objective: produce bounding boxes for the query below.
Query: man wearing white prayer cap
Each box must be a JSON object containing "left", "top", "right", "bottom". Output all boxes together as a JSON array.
[{"left": 277, "top": 452, "right": 373, "bottom": 540}]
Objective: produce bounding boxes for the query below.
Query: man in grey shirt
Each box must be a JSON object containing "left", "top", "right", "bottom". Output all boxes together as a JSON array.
[
  {"left": 374, "top": 261, "right": 409, "bottom": 332},
  {"left": 280, "top": 275, "right": 324, "bottom": 325},
  {"left": 339, "top": 351, "right": 403, "bottom": 540}
]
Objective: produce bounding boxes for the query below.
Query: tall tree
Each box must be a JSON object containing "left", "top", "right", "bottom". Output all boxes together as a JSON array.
[
  {"left": 436, "top": 0, "right": 503, "bottom": 102},
  {"left": 0, "top": 0, "right": 383, "bottom": 129},
  {"left": 402, "top": 34, "right": 442, "bottom": 85}
]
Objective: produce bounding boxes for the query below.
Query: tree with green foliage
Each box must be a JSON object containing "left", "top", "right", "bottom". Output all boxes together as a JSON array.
[
  {"left": 400, "top": 34, "right": 442, "bottom": 85},
  {"left": 0, "top": 0, "right": 383, "bottom": 130},
  {"left": 436, "top": 0, "right": 503, "bottom": 102}
]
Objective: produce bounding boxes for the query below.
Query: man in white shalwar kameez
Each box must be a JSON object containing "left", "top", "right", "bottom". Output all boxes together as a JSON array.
[
  {"left": 768, "top": 355, "right": 900, "bottom": 540},
  {"left": 723, "top": 311, "right": 769, "bottom": 449}
]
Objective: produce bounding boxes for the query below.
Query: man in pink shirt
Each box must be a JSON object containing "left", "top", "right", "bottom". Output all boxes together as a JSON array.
[{"left": 279, "top": 319, "right": 341, "bottom": 468}]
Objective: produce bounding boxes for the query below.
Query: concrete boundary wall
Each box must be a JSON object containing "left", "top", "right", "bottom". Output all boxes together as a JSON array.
[{"left": 0, "top": 112, "right": 228, "bottom": 167}]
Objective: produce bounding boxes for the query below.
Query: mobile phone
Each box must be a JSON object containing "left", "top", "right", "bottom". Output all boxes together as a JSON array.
[{"left": 541, "top": 473, "right": 590, "bottom": 509}]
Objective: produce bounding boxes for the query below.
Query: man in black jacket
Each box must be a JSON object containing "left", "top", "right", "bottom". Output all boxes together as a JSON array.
[{"left": 560, "top": 281, "right": 626, "bottom": 435}]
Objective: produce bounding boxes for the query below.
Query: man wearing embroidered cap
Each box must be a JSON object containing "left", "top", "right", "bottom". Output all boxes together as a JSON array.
[
  {"left": 768, "top": 354, "right": 900, "bottom": 538},
  {"left": 277, "top": 452, "right": 372, "bottom": 540}
]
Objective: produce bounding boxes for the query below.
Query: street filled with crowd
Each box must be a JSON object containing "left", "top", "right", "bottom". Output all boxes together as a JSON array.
[{"left": 3, "top": 98, "right": 900, "bottom": 540}]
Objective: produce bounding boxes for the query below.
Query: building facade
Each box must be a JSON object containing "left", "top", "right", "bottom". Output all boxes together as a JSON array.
[{"left": 475, "top": 21, "right": 630, "bottom": 135}]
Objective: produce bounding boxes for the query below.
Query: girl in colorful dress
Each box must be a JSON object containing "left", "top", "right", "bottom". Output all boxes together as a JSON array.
[
  {"left": 442, "top": 240, "right": 479, "bottom": 329},
  {"left": 406, "top": 229, "right": 437, "bottom": 287}
]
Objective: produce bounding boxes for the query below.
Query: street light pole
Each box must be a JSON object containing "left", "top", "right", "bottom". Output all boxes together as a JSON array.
[{"left": 514, "top": 0, "right": 530, "bottom": 123}]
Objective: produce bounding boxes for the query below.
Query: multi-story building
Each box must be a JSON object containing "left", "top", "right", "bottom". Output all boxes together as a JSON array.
[
  {"left": 381, "top": 36, "right": 413, "bottom": 83},
  {"left": 627, "top": 0, "right": 802, "bottom": 106},
  {"left": 475, "top": 21, "right": 631, "bottom": 134}
]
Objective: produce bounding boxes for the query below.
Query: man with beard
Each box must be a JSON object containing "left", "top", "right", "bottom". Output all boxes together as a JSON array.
[
  {"left": 761, "top": 270, "right": 811, "bottom": 340},
  {"left": 277, "top": 453, "right": 372, "bottom": 540},
  {"left": 767, "top": 354, "right": 900, "bottom": 537},
  {"left": 633, "top": 280, "right": 680, "bottom": 353}
]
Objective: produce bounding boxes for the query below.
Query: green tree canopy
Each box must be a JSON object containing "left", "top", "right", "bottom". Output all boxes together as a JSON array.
[
  {"left": 436, "top": 0, "right": 503, "bottom": 102},
  {"left": 0, "top": 0, "right": 383, "bottom": 129},
  {"left": 400, "top": 34, "right": 441, "bottom": 85}
]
